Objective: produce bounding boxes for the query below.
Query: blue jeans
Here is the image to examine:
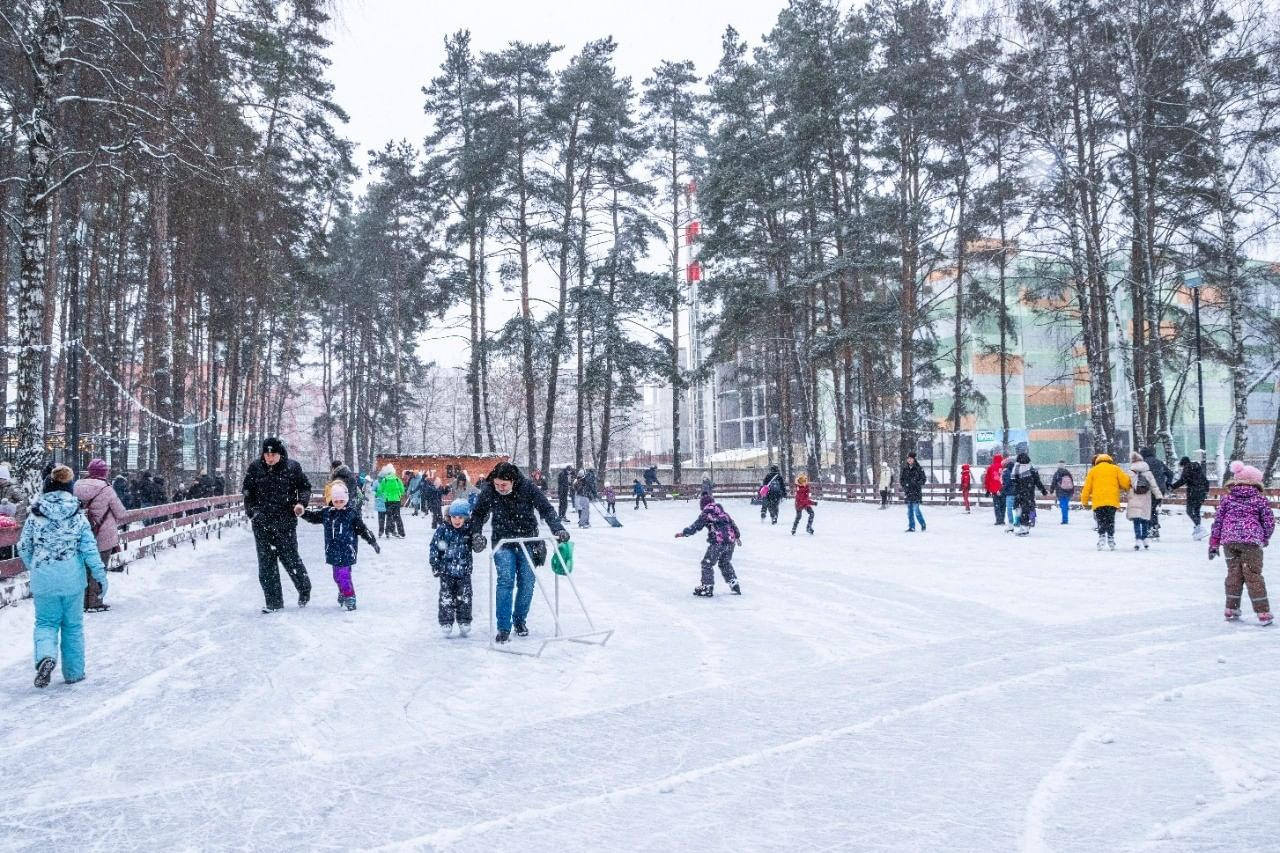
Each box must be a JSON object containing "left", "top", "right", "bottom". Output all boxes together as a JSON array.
[
  {"left": 33, "top": 593, "right": 85, "bottom": 682},
  {"left": 494, "top": 546, "right": 536, "bottom": 632},
  {"left": 1005, "top": 495, "right": 1017, "bottom": 525},
  {"left": 1058, "top": 494, "right": 1070, "bottom": 524},
  {"left": 906, "top": 502, "right": 926, "bottom": 530},
  {"left": 1132, "top": 518, "right": 1150, "bottom": 541}
]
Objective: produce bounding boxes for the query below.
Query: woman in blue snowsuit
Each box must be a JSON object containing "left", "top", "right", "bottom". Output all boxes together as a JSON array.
[{"left": 19, "top": 465, "right": 108, "bottom": 688}]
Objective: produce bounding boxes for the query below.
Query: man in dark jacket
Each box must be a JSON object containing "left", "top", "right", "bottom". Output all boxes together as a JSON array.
[
  {"left": 470, "top": 461, "right": 569, "bottom": 643},
  {"left": 760, "top": 464, "right": 786, "bottom": 524},
  {"left": 556, "top": 465, "right": 574, "bottom": 521},
  {"left": 1170, "top": 456, "right": 1211, "bottom": 540},
  {"left": 1139, "top": 447, "right": 1171, "bottom": 539},
  {"left": 243, "top": 437, "right": 313, "bottom": 613},
  {"left": 901, "top": 453, "right": 927, "bottom": 532}
]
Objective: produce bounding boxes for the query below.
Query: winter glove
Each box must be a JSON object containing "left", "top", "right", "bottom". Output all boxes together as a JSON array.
[
  {"left": 431, "top": 566, "right": 441, "bottom": 578},
  {"left": 674, "top": 532, "right": 685, "bottom": 539},
  {"left": 555, "top": 529, "right": 571, "bottom": 544},
  {"left": 1209, "top": 547, "right": 1219, "bottom": 560},
  {"left": 372, "top": 542, "right": 381, "bottom": 555},
  {"left": 471, "top": 533, "right": 487, "bottom": 553}
]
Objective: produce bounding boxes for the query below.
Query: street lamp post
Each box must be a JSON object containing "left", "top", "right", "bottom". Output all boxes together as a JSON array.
[{"left": 1184, "top": 270, "right": 1207, "bottom": 460}]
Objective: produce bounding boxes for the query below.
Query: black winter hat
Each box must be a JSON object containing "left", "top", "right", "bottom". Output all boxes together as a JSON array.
[{"left": 262, "top": 436, "right": 286, "bottom": 456}]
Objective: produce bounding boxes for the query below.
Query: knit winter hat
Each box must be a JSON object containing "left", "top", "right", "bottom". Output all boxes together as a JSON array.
[
  {"left": 330, "top": 481, "right": 349, "bottom": 502},
  {"left": 1130, "top": 451, "right": 1144, "bottom": 463},
  {"left": 1228, "top": 460, "right": 1264, "bottom": 485},
  {"left": 262, "top": 436, "right": 286, "bottom": 456},
  {"left": 447, "top": 498, "right": 472, "bottom": 518},
  {"left": 379, "top": 464, "right": 396, "bottom": 478},
  {"left": 699, "top": 493, "right": 715, "bottom": 508},
  {"left": 87, "top": 458, "right": 109, "bottom": 479}
]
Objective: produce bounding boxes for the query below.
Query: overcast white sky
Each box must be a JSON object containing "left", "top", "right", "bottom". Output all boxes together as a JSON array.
[{"left": 323, "top": 1, "right": 790, "bottom": 368}]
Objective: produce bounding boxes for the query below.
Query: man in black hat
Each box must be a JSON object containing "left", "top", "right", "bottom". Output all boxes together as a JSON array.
[{"left": 242, "top": 437, "right": 313, "bottom": 613}]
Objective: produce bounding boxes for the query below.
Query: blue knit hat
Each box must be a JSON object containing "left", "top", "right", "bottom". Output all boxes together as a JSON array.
[{"left": 447, "top": 499, "right": 472, "bottom": 518}]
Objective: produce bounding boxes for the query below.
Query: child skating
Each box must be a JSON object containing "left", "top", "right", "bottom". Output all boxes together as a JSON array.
[
  {"left": 1210, "top": 461, "right": 1274, "bottom": 626},
  {"left": 430, "top": 499, "right": 479, "bottom": 636},
  {"left": 676, "top": 494, "right": 742, "bottom": 597},
  {"left": 632, "top": 479, "right": 648, "bottom": 510},
  {"left": 792, "top": 474, "right": 816, "bottom": 535},
  {"left": 18, "top": 465, "right": 108, "bottom": 688},
  {"left": 297, "top": 481, "right": 379, "bottom": 610},
  {"left": 603, "top": 483, "right": 616, "bottom": 515}
]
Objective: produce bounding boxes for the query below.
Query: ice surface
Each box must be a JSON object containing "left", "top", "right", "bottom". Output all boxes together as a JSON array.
[{"left": 0, "top": 501, "right": 1275, "bottom": 851}]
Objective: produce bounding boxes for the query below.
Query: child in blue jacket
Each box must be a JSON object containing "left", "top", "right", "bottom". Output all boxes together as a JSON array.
[
  {"left": 19, "top": 465, "right": 108, "bottom": 688},
  {"left": 430, "top": 499, "right": 478, "bottom": 636},
  {"left": 675, "top": 494, "right": 742, "bottom": 597},
  {"left": 298, "top": 480, "right": 379, "bottom": 610}
]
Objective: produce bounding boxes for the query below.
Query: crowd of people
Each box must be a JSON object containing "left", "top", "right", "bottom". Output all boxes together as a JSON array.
[{"left": 7, "top": 436, "right": 1275, "bottom": 690}]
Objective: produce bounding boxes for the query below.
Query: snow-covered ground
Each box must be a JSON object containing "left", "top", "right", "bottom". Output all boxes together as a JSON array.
[{"left": 0, "top": 499, "right": 1276, "bottom": 852}]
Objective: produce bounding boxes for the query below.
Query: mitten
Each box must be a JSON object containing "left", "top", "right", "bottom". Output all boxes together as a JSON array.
[
  {"left": 471, "top": 533, "right": 487, "bottom": 553},
  {"left": 555, "top": 529, "right": 570, "bottom": 543},
  {"left": 1209, "top": 547, "right": 1219, "bottom": 560},
  {"left": 372, "top": 542, "right": 381, "bottom": 555}
]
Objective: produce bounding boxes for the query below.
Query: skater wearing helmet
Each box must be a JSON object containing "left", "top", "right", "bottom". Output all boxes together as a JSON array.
[
  {"left": 297, "top": 480, "right": 379, "bottom": 611},
  {"left": 676, "top": 493, "right": 742, "bottom": 597},
  {"left": 1210, "top": 461, "right": 1274, "bottom": 626},
  {"left": 430, "top": 499, "right": 480, "bottom": 637},
  {"left": 1080, "top": 453, "right": 1131, "bottom": 551}
]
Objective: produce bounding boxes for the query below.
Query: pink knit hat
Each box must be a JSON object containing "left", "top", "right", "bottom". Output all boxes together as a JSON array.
[
  {"left": 330, "top": 481, "right": 349, "bottom": 502},
  {"left": 87, "top": 458, "right": 109, "bottom": 479},
  {"left": 1228, "top": 460, "right": 1263, "bottom": 485}
]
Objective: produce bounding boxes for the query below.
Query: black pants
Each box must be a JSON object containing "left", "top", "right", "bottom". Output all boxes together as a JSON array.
[
  {"left": 378, "top": 511, "right": 386, "bottom": 536},
  {"left": 253, "top": 520, "right": 311, "bottom": 609},
  {"left": 1093, "top": 506, "right": 1117, "bottom": 537},
  {"left": 1186, "top": 497, "right": 1203, "bottom": 525},
  {"left": 1150, "top": 498, "right": 1163, "bottom": 532},
  {"left": 992, "top": 494, "right": 1004, "bottom": 524},
  {"left": 385, "top": 501, "right": 404, "bottom": 537},
  {"left": 558, "top": 493, "right": 569, "bottom": 520},
  {"left": 880, "top": 489, "right": 889, "bottom": 508},
  {"left": 634, "top": 494, "right": 647, "bottom": 509},
  {"left": 428, "top": 502, "right": 443, "bottom": 529},
  {"left": 701, "top": 542, "right": 738, "bottom": 587},
  {"left": 792, "top": 507, "right": 814, "bottom": 533},
  {"left": 761, "top": 496, "right": 780, "bottom": 523},
  {"left": 438, "top": 574, "right": 473, "bottom": 625}
]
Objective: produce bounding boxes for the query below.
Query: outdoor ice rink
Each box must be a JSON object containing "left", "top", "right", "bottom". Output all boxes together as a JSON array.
[{"left": 1, "top": 499, "right": 1275, "bottom": 852}]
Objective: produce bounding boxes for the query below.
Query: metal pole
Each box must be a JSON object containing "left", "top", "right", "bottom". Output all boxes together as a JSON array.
[{"left": 1193, "top": 285, "right": 1207, "bottom": 458}]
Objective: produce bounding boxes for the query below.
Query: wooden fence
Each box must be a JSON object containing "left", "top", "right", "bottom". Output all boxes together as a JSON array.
[{"left": 0, "top": 495, "right": 246, "bottom": 606}]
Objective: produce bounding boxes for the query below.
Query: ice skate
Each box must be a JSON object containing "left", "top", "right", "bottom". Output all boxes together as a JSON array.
[
  {"left": 1133, "top": 544, "right": 1140, "bottom": 551},
  {"left": 1015, "top": 527, "right": 1030, "bottom": 537},
  {"left": 34, "top": 657, "right": 55, "bottom": 689},
  {"left": 1192, "top": 524, "right": 1205, "bottom": 541},
  {"left": 729, "top": 580, "right": 741, "bottom": 595},
  {"left": 261, "top": 605, "right": 282, "bottom": 614},
  {"left": 1097, "top": 536, "right": 1106, "bottom": 551},
  {"left": 1224, "top": 608, "right": 1241, "bottom": 622},
  {"left": 298, "top": 592, "right": 309, "bottom": 607},
  {"left": 693, "top": 585, "right": 714, "bottom": 597},
  {"left": 1142, "top": 542, "right": 1148, "bottom": 550},
  {"left": 344, "top": 596, "right": 357, "bottom": 611},
  {"left": 1107, "top": 535, "right": 1116, "bottom": 550},
  {"left": 458, "top": 623, "right": 471, "bottom": 637},
  {"left": 84, "top": 604, "right": 110, "bottom": 613},
  {"left": 1260, "top": 612, "right": 1274, "bottom": 627},
  {"left": 441, "top": 623, "right": 454, "bottom": 637},
  {"left": 514, "top": 619, "right": 529, "bottom": 637}
]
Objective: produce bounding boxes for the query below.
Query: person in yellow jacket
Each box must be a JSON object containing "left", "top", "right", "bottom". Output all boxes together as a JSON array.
[
  {"left": 1080, "top": 453, "right": 1132, "bottom": 551},
  {"left": 375, "top": 464, "right": 406, "bottom": 538}
]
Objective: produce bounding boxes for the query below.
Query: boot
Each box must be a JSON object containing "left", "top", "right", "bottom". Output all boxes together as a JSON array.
[
  {"left": 1224, "top": 608, "right": 1242, "bottom": 621},
  {"left": 34, "top": 656, "right": 56, "bottom": 689},
  {"left": 1107, "top": 535, "right": 1116, "bottom": 550},
  {"left": 1096, "top": 536, "right": 1106, "bottom": 551},
  {"left": 693, "top": 585, "right": 714, "bottom": 597},
  {"left": 729, "top": 580, "right": 741, "bottom": 595},
  {"left": 495, "top": 629, "right": 510, "bottom": 643},
  {"left": 441, "top": 623, "right": 454, "bottom": 637},
  {"left": 458, "top": 623, "right": 471, "bottom": 638},
  {"left": 344, "top": 596, "right": 357, "bottom": 611},
  {"left": 514, "top": 619, "right": 529, "bottom": 637},
  {"left": 1260, "top": 612, "right": 1274, "bottom": 627}
]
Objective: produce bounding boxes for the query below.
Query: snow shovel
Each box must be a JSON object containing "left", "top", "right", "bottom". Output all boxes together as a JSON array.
[{"left": 592, "top": 501, "right": 623, "bottom": 528}]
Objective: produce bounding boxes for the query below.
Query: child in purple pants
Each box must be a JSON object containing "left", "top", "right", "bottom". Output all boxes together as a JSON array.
[{"left": 298, "top": 481, "right": 379, "bottom": 610}]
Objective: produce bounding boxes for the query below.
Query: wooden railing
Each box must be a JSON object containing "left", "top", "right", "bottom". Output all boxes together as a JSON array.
[{"left": 0, "top": 494, "right": 246, "bottom": 583}]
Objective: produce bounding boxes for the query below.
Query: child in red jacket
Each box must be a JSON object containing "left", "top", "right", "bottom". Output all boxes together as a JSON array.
[
  {"left": 960, "top": 463, "right": 972, "bottom": 513},
  {"left": 792, "top": 474, "right": 816, "bottom": 535}
]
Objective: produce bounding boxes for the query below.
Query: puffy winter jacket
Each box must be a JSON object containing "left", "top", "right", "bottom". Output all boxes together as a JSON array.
[
  {"left": 900, "top": 462, "right": 926, "bottom": 502},
  {"left": 1051, "top": 467, "right": 1075, "bottom": 498},
  {"left": 795, "top": 484, "right": 815, "bottom": 510},
  {"left": 1139, "top": 447, "right": 1171, "bottom": 492},
  {"left": 429, "top": 521, "right": 473, "bottom": 578},
  {"left": 18, "top": 491, "right": 107, "bottom": 597},
  {"left": 1012, "top": 463, "right": 1047, "bottom": 503},
  {"left": 72, "top": 477, "right": 127, "bottom": 552},
  {"left": 376, "top": 474, "right": 405, "bottom": 503},
  {"left": 959, "top": 466, "right": 972, "bottom": 491},
  {"left": 984, "top": 455, "right": 1004, "bottom": 495},
  {"left": 1170, "top": 463, "right": 1210, "bottom": 501},
  {"left": 242, "top": 450, "right": 312, "bottom": 525},
  {"left": 1080, "top": 455, "right": 1132, "bottom": 509},
  {"left": 1209, "top": 484, "right": 1275, "bottom": 550},
  {"left": 471, "top": 473, "right": 567, "bottom": 547},
  {"left": 300, "top": 505, "right": 376, "bottom": 566},
  {"left": 682, "top": 502, "right": 741, "bottom": 544},
  {"left": 1125, "top": 461, "right": 1164, "bottom": 520}
]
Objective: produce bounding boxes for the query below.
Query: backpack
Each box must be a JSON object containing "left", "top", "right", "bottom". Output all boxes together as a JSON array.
[
  {"left": 767, "top": 475, "right": 782, "bottom": 497},
  {"left": 1133, "top": 476, "right": 1150, "bottom": 496},
  {"left": 1058, "top": 472, "right": 1074, "bottom": 492}
]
